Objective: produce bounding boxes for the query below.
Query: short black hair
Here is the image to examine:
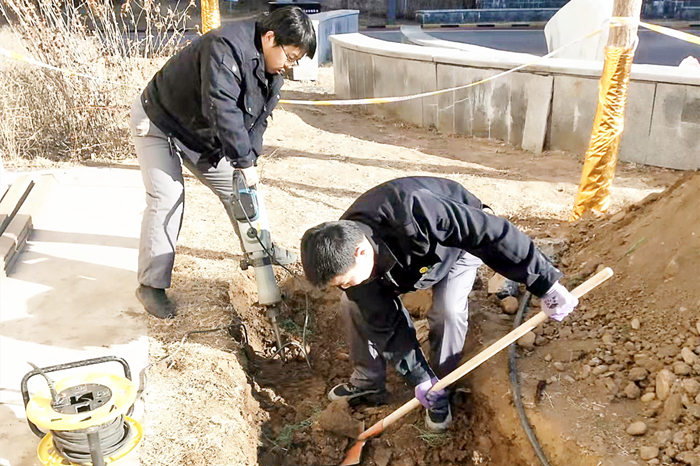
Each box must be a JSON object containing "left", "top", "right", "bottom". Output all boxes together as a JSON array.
[
  {"left": 258, "top": 7, "right": 317, "bottom": 59},
  {"left": 300, "top": 220, "right": 365, "bottom": 287}
]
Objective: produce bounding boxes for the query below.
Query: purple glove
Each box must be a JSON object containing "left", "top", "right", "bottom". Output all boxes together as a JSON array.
[
  {"left": 415, "top": 377, "right": 445, "bottom": 409},
  {"left": 541, "top": 282, "right": 578, "bottom": 322}
]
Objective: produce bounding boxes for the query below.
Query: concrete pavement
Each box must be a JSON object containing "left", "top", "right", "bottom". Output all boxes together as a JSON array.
[{"left": 0, "top": 166, "right": 148, "bottom": 466}]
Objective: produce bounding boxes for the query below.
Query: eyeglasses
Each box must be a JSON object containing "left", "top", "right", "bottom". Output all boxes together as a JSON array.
[{"left": 281, "top": 46, "right": 299, "bottom": 66}]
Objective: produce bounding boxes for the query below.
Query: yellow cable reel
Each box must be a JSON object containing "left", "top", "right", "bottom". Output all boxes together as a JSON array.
[
  {"left": 21, "top": 357, "right": 143, "bottom": 466},
  {"left": 36, "top": 417, "right": 143, "bottom": 466}
]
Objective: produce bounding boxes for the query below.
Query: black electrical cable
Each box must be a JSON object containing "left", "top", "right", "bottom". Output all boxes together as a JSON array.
[
  {"left": 52, "top": 416, "right": 131, "bottom": 463},
  {"left": 27, "top": 362, "right": 59, "bottom": 404},
  {"left": 508, "top": 292, "right": 552, "bottom": 466}
]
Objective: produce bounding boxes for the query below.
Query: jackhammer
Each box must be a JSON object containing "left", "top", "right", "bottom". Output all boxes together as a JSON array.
[{"left": 229, "top": 170, "right": 285, "bottom": 357}]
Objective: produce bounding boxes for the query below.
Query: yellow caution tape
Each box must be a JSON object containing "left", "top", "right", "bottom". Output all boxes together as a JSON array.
[{"left": 612, "top": 16, "right": 700, "bottom": 46}]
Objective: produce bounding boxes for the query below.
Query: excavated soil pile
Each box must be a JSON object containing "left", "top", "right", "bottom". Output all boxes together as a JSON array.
[{"left": 511, "top": 173, "right": 700, "bottom": 466}]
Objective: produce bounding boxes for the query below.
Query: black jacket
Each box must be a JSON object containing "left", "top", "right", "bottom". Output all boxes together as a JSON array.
[
  {"left": 341, "top": 177, "right": 562, "bottom": 352},
  {"left": 141, "top": 21, "right": 283, "bottom": 168}
]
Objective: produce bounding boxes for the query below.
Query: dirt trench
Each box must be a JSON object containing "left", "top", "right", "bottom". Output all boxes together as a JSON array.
[{"left": 145, "top": 261, "right": 549, "bottom": 466}]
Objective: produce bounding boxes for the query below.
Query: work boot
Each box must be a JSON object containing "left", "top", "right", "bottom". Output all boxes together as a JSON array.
[
  {"left": 328, "top": 383, "right": 388, "bottom": 406},
  {"left": 135, "top": 285, "right": 176, "bottom": 319},
  {"left": 269, "top": 243, "right": 296, "bottom": 266},
  {"left": 425, "top": 404, "right": 452, "bottom": 432}
]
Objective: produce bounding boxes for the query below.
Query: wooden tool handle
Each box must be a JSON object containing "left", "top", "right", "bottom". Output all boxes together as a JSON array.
[
  {"left": 380, "top": 267, "right": 614, "bottom": 431},
  {"left": 434, "top": 267, "right": 613, "bottom": 392}
]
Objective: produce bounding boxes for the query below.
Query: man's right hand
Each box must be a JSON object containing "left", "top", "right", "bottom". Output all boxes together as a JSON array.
[{"left": 237, "top": 166, "right": 258, "bottom": 187}]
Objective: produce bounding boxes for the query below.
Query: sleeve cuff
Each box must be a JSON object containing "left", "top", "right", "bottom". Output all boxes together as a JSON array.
[
  {"left": 228, "top": 151, "right": 256, "bottom": 169},
  {"left": 528, "top": 269, "right": 563, "bottom": 297}
]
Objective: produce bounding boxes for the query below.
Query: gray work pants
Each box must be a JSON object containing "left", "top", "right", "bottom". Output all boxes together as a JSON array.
[
  {"left": 130, "top": 95, "right": 242, "bottom": 289},
  {"left": 344, "top": 252, "right": 482, "bottom": 390}
]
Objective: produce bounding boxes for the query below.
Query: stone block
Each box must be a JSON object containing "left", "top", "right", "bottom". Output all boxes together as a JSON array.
[
  {"left": 372, "top": 55, "right": 436, "bottom": 127},
  {"left": 550, "top": 76, "right": 659, "bottom": 163},
  {"left": 549, "top": 75, "right": 598, "bottom": 156},
  {"left": 646, "top": 83, "right": 700, "bottom": 170},
  {"left": 618, "top": 81, "right": 657, "bottom": 165},
  {"left": 347, "top": 49, "right": 374, "bottom": 104},
  {"left": 332, "top": 42, "right": 350, "bottom": 98},
  {"left": 437, "top": 65, "right": 551, "bottom": 151}
]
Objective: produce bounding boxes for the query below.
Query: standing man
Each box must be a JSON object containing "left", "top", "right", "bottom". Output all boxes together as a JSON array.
[
  {"left": 300, "top": 177, "right": 577, "bottom": 431},
  {"left": 131, "top": 7, "right": 316, "bottom": 318}
]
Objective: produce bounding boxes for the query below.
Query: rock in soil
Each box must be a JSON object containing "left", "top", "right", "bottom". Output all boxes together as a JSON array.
[
  {"left": 626, "top": 421, "right": 647, "bottom": 436},
  {"left": 500, "top": 296, "right": 519, "bottom": 314},
  {"left": 658, "top": 345, "right": 680, "bottom": 359},
  {"left": 317, "top": 400, "right": 363, "bottom": 439},
  {"left": 656, "top": 369, "right": 676, "bottom": 401},
  {"left": 517, "top": 332, "right": 536, "bottom": 351},
  {"left": 641, "top": 392, "right": 657, "bottom": 402},
  {"left": 624, "top": 382, "right": 642, "bottom": 399},
  {"left": 683, "top": 379, "right": 700, "bottom": 396},
  {"left": 629, "top": 367, "right": 649, "bottom": 381},
  {"left": 676, "top": 451, "right": 700, "bottom": 466},
  {"left": 373, "top": 443, "right": 393, "bottom": 466},
  {"left": 682, "top": 347, "right": 698, "bottom": 365},
  {"left": 662, "top": 393, "right": 684, "bottom": 423},
  {"left": 579, "top": 364, "right": 591, "bottom": 379},
  {"left": 640, "top": 446, "right": 660, "bottom": 460},
  {"left": 687, "top": 404, "right": 700, "bottom": 419},
  {"left": 635, "top": 353, "right": 664, "bottom": 372},
  {"left": 674, "top": 362, "right": 693, "bottom": 376}
]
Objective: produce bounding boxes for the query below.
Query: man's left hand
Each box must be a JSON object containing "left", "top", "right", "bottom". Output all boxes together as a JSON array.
[
  {"left": 541, "top": 282, "right": 578, "bottom": 322},
  {"left": 415, "top": 377, "right": 445, "bottom": 409},
  {"left": 237, "top": 166, "right": 259, "bottom": 187}
]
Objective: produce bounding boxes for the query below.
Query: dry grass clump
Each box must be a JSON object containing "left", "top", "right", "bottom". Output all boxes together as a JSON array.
[
  {"left": 142, "top": 341, "right": 263, "bottom": 466},
  {"left": 0, "top": 0, "right": 194, "bottom": 163}
]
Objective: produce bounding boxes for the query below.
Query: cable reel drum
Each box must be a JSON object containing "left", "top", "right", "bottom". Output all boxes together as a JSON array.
[{"left": 21, "top": 356, "right": 142, "bottom": 466}]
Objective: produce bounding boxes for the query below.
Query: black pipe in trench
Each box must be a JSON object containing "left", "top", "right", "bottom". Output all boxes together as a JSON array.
[{"left": 508, "top": 292, "right": 552, "bottom": 466}]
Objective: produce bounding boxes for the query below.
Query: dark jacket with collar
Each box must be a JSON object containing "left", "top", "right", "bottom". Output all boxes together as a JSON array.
[
  {"left": 341, "top": 176, "right": 562, "bottom": 353},
  {"left": 141, "top": 21, "right": 282, "bottom": 168}
]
